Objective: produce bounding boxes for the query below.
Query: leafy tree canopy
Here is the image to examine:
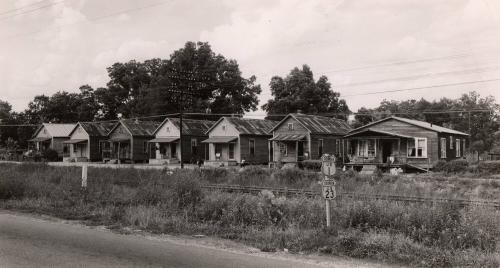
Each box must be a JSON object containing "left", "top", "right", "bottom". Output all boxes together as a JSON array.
[
  {"left": 352, "top": 91, "right": 500, "bottom": 153},
  {"left": 262, "top": 65, "right": 349, "bottom": 120}
]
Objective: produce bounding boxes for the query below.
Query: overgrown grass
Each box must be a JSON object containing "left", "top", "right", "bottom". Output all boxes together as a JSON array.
[{"left": 0, "top": 163, "right": 499, "bottom": 267}]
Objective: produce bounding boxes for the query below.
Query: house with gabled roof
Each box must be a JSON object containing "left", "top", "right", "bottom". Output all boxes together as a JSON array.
[
  {"left": 148, "top": 118, "right": 214, "bottom": 165},
  {"left": 106, "top": 119, "right": 161, "bottom": 163},
  {"left": 28, "top": 123, "right": 76, "bottom": 159},
  {"left": 344, "top": 116, "right": 469, "bottom": 171},
  {"left": 202, "top": 117, "right": 276, "bottom": 167},
  {"left": 63, "top": 122, "right": 116, "bottom": 162},
  {"left": 269, "top": 113, "right": 351, "bottom": 165}
]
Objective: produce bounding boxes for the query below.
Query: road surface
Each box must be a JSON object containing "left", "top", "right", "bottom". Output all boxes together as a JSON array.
[{"left": 0, "top": 211, "right": 398, "bottom": 268}]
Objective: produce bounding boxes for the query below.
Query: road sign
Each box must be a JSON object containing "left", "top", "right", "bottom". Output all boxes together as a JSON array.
[
  {"left": 322, "top": 185, "right": 336, "bottom": 199},
  {"left": 321, "top": 155, "right": 336, "bottom": 176}
]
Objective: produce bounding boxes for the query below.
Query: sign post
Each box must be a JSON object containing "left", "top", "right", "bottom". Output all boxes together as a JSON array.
[
  {"left": 321, "top": 155, "right": 336, "bottom": 227},
  {"left": 81, "top": 164, "right": 88, "bottom": 188}
]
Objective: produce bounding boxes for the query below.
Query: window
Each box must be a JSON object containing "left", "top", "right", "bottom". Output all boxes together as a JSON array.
[
  {"left": 440, "top": 138, "right": 447, "bottom": 158},
  {"left": 73, "top": 144, "right": 77, "bottom": 153},
  {"left": 222, "top": 125, "right": 226, "bottom": 131},
  {"left": 335, "top": 139, "right": 340, "bottom": 155},
  {"left": 318, "top": 139, "right": 323, "bottom": 157},
  {"left": 408, "top": 138, "right": 427, "bottom": 158},
  {"left": 166, "top": 127, "right": 170, "bottom": 133},
  {"left": 450, "top": 136, "right": 453, "bottom": 149},
  {"left": 143, "top": 141, "right": 148, "bottom": 153},
  {"left": 228, "top": 143, "right": 235, "bottom": 159},
  {"left": 357, "top": 139, "right": 376, "bottom": 157},
  {"left": 287, "top": 123, "right": 294, "bottom": 131},
  {"left": 279, "top": 142, "right": 287, "bottom": 156},
  {"left": 456, "top": 139, "right": 461, "bottom": 157},
  {"left": 249, "top": 139, "right": 255, "bottom": 155},
  {"left": 191, "top": 139, "right": 198, "bottom": 155},
  {"left": 462, "top": 139, "right": 466, "bottom": 154}
]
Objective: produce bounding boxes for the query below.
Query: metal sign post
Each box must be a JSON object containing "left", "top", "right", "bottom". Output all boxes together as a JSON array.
[{"left": 321, "top": 155, "right": 336, "bottom": 227}]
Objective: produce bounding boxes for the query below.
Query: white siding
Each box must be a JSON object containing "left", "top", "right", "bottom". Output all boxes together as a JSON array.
[
  {"left": 209, "top": 118, "right": 240, "bottom": 137},
  {"left": 155, "top": 120, "right": 180, "bottom": 137}
]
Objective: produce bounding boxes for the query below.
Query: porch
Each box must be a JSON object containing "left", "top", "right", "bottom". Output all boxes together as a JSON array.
[
  {"left": 106, "top": 138, "right": 131, "bottom": 162},
  {"left": 62, "top": 139, "right": 88, "bottom": 162},
  {"left": 344, "top": 129, "right": 415, "bottom": 170},
  {"left": 202, "top": 136, "right": 238, "bottom": 166},
  {"left": 148, "top": 137, "right": 180, "bottom": 165},
  {"left": 28, "top": 137, "right": 51, "bottom": 152},
  {"left": 270, "top": 134, "right": 308, "bottom": 164}
]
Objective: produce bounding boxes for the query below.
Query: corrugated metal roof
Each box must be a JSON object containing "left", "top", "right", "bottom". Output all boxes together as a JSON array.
[
  {"left": 156, "top": 118, "right": 214, "bottom": 136},
  {"left": 28, "top": 137, "right": 51, "bottom": 142},
  {"left": 201, "top": 136, "right": 238, "bottom": 143},
  {"left": 351, "top": 116, "right": 469, "bottom": 136},
  {"left": 149, "top": 137, "right": 179, "bottom": 143},
  {"left": 344, "top": 128, "right": 413, "bottom": 139},
  {"left": 269, "top": 134, "right": 307, "bottom": 141},
  {"left": 272, "top": 113, "right": 351, "bottom": 135},
  {"left": 79, "top": 122, "right": 117, "bottom": 137},
  {"left": 120, "top": 119, "right": 161, "bottom": 136},
  {"left": 35, "top": 123, "right": 76, "bottom": 137},
  {"left": 223, "top": 117, "right": 276, "bottom": 135}
]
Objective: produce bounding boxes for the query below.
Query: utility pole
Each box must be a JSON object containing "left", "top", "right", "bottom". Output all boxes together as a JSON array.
[{"left": 167, "top": 68, "right": 209, "bottom": 169}]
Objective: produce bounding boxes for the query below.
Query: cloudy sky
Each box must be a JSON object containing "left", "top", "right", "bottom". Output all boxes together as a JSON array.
[{"left": 1, "top": 0, "right": 500, "bottom": 117}]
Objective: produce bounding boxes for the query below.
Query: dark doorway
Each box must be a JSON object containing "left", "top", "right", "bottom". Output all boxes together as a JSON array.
[
  {"left": 381, "top": 140, "right": 393, "bottom": 163},
  {"left": 171, "top": 143, "right": 177, "bottom": 159},
  {"left": 297, "top": 141, "right": 304, "bottom": 159}
]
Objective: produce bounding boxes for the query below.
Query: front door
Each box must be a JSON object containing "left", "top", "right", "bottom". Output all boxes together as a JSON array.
[
  {"left": 381, "top": 140, "right": 392, "bottom": 163},
  {"left": 297, "top": 141, "right": 304, "bottom": 160},
  {"left": 171, "top": 143, "right": 177, "bottom": 159}
]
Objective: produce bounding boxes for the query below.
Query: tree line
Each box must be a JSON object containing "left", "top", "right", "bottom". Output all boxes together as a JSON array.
[{"left": 0, "top": 41, "right": 499, "bottom": 153}]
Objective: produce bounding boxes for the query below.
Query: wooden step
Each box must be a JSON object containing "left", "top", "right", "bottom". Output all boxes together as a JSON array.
[{"left": 360, "top": 165, "right": 377, "bottom": 175}]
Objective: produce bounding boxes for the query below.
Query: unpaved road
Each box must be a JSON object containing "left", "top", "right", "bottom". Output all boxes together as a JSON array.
[{"left": 0, "top": 210, "right": 399, "bottom": 268}]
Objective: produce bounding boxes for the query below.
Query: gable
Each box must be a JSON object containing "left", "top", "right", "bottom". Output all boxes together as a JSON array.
[
  {"left": 155, "top": 120, "right": 180, "bottom": 137},
  {"left": 274, "top": 117, "right": 308, "bottom": 134},
  {"left": 109, "top": 123, "right": 132, "bottom": 139},
  {"left": 70, "top": 125, "right": 89, "bottom": 140},
  {"left": 209, "top": 118, "right": 240, "bottom": 137},
  {"left": 360, "top": 118, "right": 437, "bottom": 138},
  {"left": 35, "top": 126, "right": 51, "bottom": 138}
]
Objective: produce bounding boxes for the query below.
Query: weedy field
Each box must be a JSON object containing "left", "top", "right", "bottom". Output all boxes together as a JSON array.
[{"left": 1, "top": 163, "right": 499, "bottom": 267}]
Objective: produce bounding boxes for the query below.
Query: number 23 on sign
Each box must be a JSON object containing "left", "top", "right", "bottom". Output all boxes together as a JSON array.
[{"left": 322, "top": 185, "right": 336, "bottom": 199}]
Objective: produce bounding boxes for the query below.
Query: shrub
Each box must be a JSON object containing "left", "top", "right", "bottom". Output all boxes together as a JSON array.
[
  {"left": 434, "top": 159, "right": 468, "bottom": 173},
  {"left": 0, "top": 177, "right": 26, "bottom": 199},
  {"left": 477, "top": 161, "right": 500, "bottom": 174},
  {"left": 42, "top": 149, "right": 59, "bottom": 161},
  {"left": 299, "top": 160, "right": 322, "bottom": 171}
]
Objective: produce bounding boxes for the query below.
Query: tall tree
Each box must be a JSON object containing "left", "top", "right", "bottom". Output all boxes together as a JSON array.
[
  {"left": 95, "top": 42, "right": 261, "bottom": 118},
  {"left": 262, "top": 65, "right": 349, "bottom": 119}
]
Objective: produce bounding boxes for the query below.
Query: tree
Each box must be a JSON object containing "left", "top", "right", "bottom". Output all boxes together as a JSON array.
[
  {"left": 262, "top": 65, "right": 349, "bottom": 119},
  {"left": 95, "top": 41, "right": 261, "bottom": 118},
  {"left": 351, "top": 91, "right": 500, "bottom": 153}
]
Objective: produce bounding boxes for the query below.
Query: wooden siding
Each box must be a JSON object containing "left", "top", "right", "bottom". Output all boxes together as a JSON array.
[
  {"left": 274, "top": 117, "right": 308, "bottom": 134},
  {"left": 354, "top": 118, "right": 440, "bottom": 167},
  {"left": 209, "top": 118, "right": 240, "bottom": 137},
  {"left": 240, "top": 135, "right": 270, "bottom": 164},
  {"left": 52, "top": 137, "right": 69, "bottom": 157},
  {"left": 310, "top": 134, "right": 342, "bottom": 159},
  {"left": 156, "top": 120, "right": 180, "bottom": 137},
  {"left": 438, "top": 133, "right": 467, "bottom": 160},
  {"left": 109, "top": 124, "right": 131, "bottom": 140}
]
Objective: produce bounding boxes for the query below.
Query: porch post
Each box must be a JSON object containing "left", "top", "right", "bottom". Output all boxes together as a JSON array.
[
  {"left": 398, "top": 139, "right": 401, "bottom": 157},
  {"left": 268, "top": 140, "right": 271, "bottom": 163},
  {"left": 117, "top": 142, "right": 121, "bottom": 163},
  {"left": 295, "top": 141, "right": 299, "bottom": 162}
]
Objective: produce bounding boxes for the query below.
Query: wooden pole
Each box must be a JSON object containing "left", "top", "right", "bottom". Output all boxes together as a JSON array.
[
  {"left": 325, "top": 199, "right": 331, "bottom": 227},
  {"left": 81, "top": 164, "right": 88, "bottom": 188}
]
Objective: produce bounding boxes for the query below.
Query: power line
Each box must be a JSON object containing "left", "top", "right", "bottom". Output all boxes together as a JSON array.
[
  {"left": 340, "top": 78, "right": 500, "bottom": 97},
  {"left": 2, "top": 0, "right": 172, "bottom": 40},
  {"left": 0, "top": 0, "right": 50, "bottom": 16},
  {"left": 0, "top": 0, "right": 67, "bottom": 22}
]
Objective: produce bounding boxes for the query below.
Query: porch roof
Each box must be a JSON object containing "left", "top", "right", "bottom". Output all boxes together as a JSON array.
[
  {"left": 108, "top": 137, "right": 130, "bottom": 143},
  {"left": 149, "top": 137, "right": 179, "bottom": 143},
  {"left": 28, "top": 137, "right": 51, "bottom": 142},
  {"left": 201, "top": 136, "right": 238, "bottom": 143},
  {"left": 269, "top": 133, "right": 306, "bottom": 141},
  {"left": 344, "top": 128, "right": 413, "bottom": 139},
  {"left": 63, "top": 139, "right": 87, "bottom": 144}
]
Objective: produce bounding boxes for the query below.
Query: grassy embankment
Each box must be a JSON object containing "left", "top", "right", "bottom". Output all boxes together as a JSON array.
[{"left": 0, "top": 163, "right": 499, "bottom": 267}]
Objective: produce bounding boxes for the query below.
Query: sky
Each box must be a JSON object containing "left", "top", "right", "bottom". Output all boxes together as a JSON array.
[{"left": 1, "top": 0, "right": 500, "bottom": 118}]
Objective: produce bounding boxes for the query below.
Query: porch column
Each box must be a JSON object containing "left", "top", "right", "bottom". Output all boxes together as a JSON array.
[
  {"left": 117, "top": 142, "right": 121, "bottom": 163},
  {"left": 397, "top": 139, "right": 401, "bottom": 157},
  {"left": 268, "top": 140, "right": 271, "bottom": 163},
  {"left": 295, "top": 141, "right": 298, "bottom": 162}
]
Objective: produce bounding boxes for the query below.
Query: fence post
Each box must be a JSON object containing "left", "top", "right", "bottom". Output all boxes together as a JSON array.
[{"left": 81, "top": 164, "right": 88, "bottom": 188}]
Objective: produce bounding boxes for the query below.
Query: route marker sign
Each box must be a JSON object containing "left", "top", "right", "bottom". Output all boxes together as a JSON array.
[{"left": 321, "top": 155, "right": 337, "bottom": 227}]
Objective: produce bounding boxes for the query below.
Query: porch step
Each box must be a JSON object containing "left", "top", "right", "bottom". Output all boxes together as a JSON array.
[{"left": 360, "top": 165, "right": 377, "bottom": 175}]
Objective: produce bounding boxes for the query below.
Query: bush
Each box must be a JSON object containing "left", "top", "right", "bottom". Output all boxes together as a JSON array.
[
  {"left": 434, "top": 159, "right": 469, "bottom": 173},
  {"left": 42, "top": 149, "right": 59, "bottom": 161},
  {"left": 0, "top": 178, "right": 26, "bottom": 199},
  {"left": 299, "top": 160, "right": 322, "bottom": 171},
  {"left": 477, "top": 161, "right": 500, "bottom": 174}
]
